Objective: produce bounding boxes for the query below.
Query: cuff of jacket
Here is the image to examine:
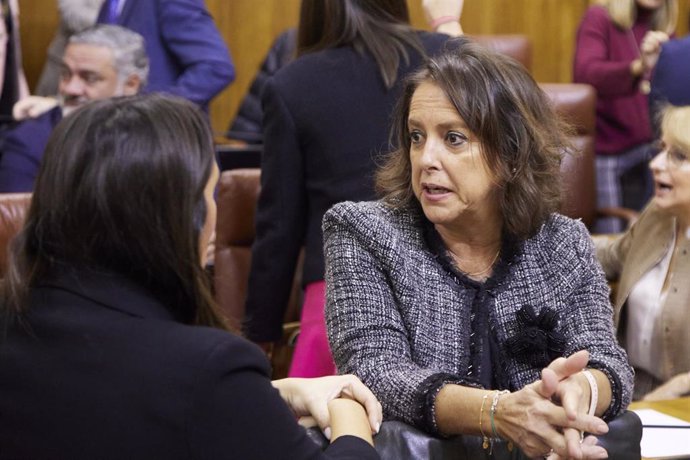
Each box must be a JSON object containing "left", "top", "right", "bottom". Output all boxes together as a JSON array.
[
  {"left": 588, "top": 360, "right": 628, "bottom": 421},
  {"left": 416, "top": 372, "right": 481, "bottom": 436}
]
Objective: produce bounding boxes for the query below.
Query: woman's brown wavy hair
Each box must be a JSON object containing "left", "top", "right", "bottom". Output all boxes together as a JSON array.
[{"left": 376, "top": 37, "right": 573, "bottom": 240}]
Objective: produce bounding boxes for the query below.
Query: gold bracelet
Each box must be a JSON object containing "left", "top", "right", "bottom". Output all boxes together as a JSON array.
[{"left": 480, "top": 391, "right": 493, "bottom": 450}]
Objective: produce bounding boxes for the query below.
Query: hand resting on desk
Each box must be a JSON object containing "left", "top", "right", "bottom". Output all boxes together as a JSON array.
[
  {"left": 643, "top": 371, "right": 690, "bottom": 402},
  {"left": 272, "top": 374, "right": 382, "bottom": 442}
]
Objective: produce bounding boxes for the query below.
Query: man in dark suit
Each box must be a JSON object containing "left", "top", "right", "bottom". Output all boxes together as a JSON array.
[
  {"left": 97, "top": 0, "right": 234, "bottom": 109},
  {"left": 0, "top": 24, "right": 148, "bottom": 193}
]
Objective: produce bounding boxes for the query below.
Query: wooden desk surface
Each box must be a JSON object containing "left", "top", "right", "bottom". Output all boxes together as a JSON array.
[{"left": 629, "top": 397, "right": 690, "bottom": 423}]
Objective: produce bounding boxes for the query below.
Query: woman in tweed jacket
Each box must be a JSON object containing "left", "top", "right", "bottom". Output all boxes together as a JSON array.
[{"left": 324, "top": 39, "right": 633, "bottom": 459}]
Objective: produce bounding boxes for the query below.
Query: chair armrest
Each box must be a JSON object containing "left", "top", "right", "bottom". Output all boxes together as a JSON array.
[
  {"left": 306, "top": 412, "right": 641, "bottom": 459},
  {"left": 595, "top": 410, "right": 642, "bottom": 460}
]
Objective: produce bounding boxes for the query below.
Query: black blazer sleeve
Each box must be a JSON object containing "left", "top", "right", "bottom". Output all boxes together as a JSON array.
[{"left": 186, "top": 338, "right": 378, "bottom": 459}]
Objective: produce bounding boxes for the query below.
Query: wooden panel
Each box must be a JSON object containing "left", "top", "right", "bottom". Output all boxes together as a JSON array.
[
  {"left": 678, "top": 0, "right": 690, "bottom": 36},
  {"left": 18, "top": 0, "right": 59, "bottom": 92},
  {"left": 207, "top": 0, "right": 300, "bottom": 135},
  {"left": 17, "top": 0, "right": 690, "bottom": 134},
  {"left": 411, "top": 0, "right": 591, "bottom": 83}
]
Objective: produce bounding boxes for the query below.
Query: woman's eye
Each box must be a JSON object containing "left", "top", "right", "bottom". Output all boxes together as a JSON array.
[
  {"left": 670, "top": 148, "right": 688, "bottom": 164},
  {"left": 409, "top": 131, "right": 423, "bottom": 144},
  {"left": 446, "top": 132, "right": 467, "bottom": 146}
]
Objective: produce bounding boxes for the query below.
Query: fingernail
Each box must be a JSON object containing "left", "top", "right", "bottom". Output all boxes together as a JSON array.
[
  {"left": 324, "top": 427, "right": 332, "bottom": 440},
  {"left": 375, "top": 422, "right": 381, "bottom": 433},
  {"left": 596, "top": 422, "right": 609, "bottom": 433}
]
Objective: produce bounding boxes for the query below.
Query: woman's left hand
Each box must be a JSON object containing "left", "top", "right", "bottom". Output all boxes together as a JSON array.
[
  {"left": 640, "top": 31, "right": 669, "bottom": 71},
  {"left": 545, "top": 434, "right": 603, "bottom": 460},
  {"left": 272, "top": 375, "right": 382, "bottom": 439},
  {"left": 538, "top": 351, "right": 609, "bottom": 459}
]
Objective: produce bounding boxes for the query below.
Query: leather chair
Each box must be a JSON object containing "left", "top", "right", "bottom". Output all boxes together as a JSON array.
[
  {"left": 471, "top": 35, "right": 532, "bottom": 72},
  {"left": 213, "top": 168, "right": 301, "bottom": 379},
  {"left": 540, "top": 83, "right": 638, "bottom": 230},
  {"left": 0, "top": 193, "right": 31, "bottom": 277},
  {"left": 540, "top": 83, "right": 598, "bottom": 229}
]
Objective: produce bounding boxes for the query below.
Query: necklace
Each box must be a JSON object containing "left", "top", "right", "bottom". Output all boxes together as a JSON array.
[{"left": 450, "top": 247, "right": 501, "bottom": 277}]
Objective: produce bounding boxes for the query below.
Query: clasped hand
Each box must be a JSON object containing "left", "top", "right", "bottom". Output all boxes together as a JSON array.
[
  {"left": 496, "top": 350, "right": 609, "bottom": 459},
  {"left": 272, "top": 374, "right": 382, "bottom": 440},
  {"left": 640, "top": 31, "right": 670, "bottom": 72}
]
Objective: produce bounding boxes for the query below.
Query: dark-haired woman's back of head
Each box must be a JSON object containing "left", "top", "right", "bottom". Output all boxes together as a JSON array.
[
  {"left": 2, "top": 94, "right": 223, "bottom": 328},
  {"left": 297, "top": 0, "right": 424, "bottom": 88}
]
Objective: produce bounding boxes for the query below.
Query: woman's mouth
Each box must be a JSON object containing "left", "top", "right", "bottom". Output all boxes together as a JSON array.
[
  {"left": 655, "top": 180, "right": 673, "bottom": 196},
  {"left": 423, "top": 184, "right": 451, "bottom": 195},
  {"left": 421, "top": 183, "right": 452, "bottom": 202}
]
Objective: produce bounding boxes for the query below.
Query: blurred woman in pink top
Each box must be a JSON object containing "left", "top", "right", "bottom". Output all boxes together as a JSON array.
[{"left": 574, "top": 0, "right": 677, "bottom": 233}]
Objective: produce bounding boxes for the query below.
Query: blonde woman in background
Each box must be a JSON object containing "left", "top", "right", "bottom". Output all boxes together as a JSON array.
[
  {"left": 595, "top": 105, "right": 690, "bottom": 401},
  {"left": 574, "top": 0, "right": 678, "bottom": 233}
]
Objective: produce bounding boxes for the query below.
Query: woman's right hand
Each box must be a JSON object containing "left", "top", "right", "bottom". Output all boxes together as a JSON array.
[
  {"left": 643, "top": 371, "right": 690, "bottom": 401},
  {"left": 271, "top": 375, "right": 382, "bottom": 439},
  {"left": 494, "top": 352, "right": 609, "bottom": 459}
]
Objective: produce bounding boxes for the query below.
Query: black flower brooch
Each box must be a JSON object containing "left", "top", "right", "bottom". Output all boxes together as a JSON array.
[{"left": 505, "top": 305, "right": 566, "bottom": 368}]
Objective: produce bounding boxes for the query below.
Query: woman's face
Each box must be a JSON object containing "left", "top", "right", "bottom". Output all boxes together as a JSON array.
[
  {"left": 636, "top": 0, "right": 664, "bottom": 10},
  {"left": 408, "top": 81, "right": 499, "bottom": 231},
  {"left": 649, "top": 135, "right": 690, "bottom": 219},
  {"left": 199, "top": 162, "right": 219, "bottom": 266}
]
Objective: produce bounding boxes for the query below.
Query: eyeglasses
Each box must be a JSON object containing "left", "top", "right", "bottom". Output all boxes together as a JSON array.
[{"left": 653, "top": 140, "right": 689, "bottom": 169}]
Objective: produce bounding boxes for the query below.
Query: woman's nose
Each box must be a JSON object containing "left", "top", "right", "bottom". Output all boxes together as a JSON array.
[
  {"left": 649, "top": 150, "right": 667, "bottom": 172},
  {"left": 419, "top": 139, "right": 442, "bottom": 169}
]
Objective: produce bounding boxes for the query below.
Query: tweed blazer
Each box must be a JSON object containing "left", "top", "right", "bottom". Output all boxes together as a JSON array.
[
  {"left": 595, "top": 203, "right": 690, "bottom": 382},
  {"left": 324, "top": 201, "right": 633, "bottom": 433}
]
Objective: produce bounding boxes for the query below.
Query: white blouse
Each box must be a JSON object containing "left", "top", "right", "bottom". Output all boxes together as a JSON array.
[{"left": 625, "top": 229, "right": 675, "bottom": 374}]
